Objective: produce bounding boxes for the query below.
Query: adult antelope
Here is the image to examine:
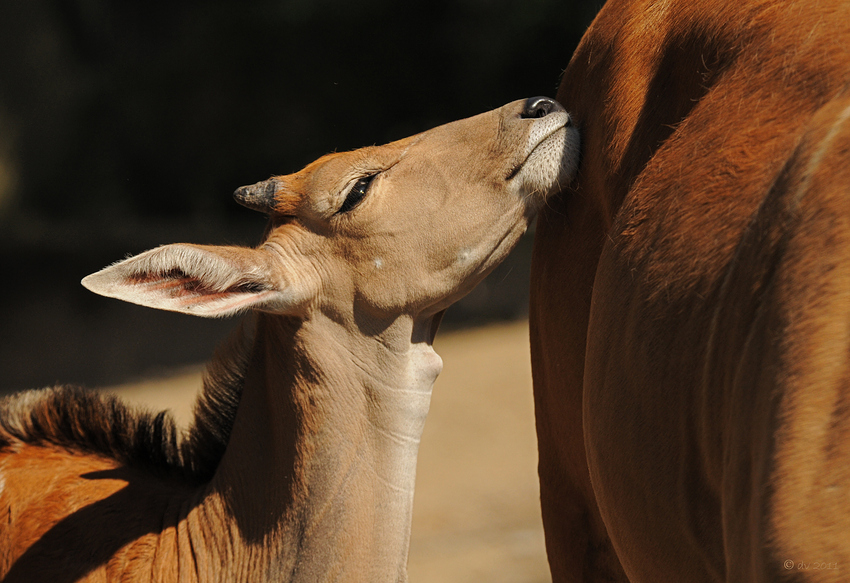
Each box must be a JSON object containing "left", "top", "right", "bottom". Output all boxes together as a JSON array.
[
  {"left": 531, "top": 0, "right": 850, "bottom": 581},
  {"left": 0, "top": 97, "right": 579, "bottom": 582}
]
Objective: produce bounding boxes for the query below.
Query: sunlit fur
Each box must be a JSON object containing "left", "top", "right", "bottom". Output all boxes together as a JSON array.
[
  {"left": 1, "top": 98, "right": 579, "bottom": 582},
  {"left": 530, "top": 1, "right": 850, "bottom": 582}
]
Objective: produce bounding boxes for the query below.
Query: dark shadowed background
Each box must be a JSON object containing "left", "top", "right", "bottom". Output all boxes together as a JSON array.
[{"left": 0, "top": 0, "right": 600, "bottom": 393}]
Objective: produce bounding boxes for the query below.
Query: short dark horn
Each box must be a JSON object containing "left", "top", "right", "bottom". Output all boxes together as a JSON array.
[{"left": 233, "top": 179, "right": 278, "bottom": 213}]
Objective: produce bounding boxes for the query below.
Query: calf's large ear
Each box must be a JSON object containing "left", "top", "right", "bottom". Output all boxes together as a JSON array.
[{"left": 82, "top": 243, "right": 302, "bottom": 318}]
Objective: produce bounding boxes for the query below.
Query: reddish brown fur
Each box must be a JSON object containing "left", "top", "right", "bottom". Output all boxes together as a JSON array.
[
  {"left": 0, "top": 328, "right": 249, "bottom": 581},
  {"left": 531, "top": 0, "right": 850, "bottom": 581},
  {"left": 0, "top": 443, "right": 196, "bottom": 581}
]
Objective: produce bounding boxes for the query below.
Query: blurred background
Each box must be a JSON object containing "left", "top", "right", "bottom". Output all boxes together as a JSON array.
[{"left": 0, "top": 0, "right": 600, "bottom": 393}]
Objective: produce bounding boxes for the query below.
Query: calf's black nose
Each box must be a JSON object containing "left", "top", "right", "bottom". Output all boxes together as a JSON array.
[{"left": 521, "top": 96, "right": 564, "bottom": 119}]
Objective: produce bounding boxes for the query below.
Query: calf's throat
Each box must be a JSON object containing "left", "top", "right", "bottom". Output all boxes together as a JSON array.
[{"left": 198, "top": 312, "right": 442, "bottom": 582}]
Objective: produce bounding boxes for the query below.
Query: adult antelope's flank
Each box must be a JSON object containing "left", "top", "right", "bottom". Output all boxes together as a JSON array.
[
  {"left": 531, "top": 0, "right": 850, "bottom": 581},
  {"left": 0, "top": 97, "right": 578, "bottom": 582}
]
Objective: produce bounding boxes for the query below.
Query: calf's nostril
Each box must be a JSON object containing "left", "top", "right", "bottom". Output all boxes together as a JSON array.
[{"left": 521, "top": 96, "right": 564, "bottom": 119}]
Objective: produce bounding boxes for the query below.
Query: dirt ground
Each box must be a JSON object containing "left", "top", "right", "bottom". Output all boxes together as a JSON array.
[{"left": 103, "top": 320, "right": 551, "bottom": 583}]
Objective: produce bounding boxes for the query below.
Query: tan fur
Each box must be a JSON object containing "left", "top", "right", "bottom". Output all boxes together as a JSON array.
[
  {"left": 530, "top": 1, "right": 850, "bottom": 581},
  {"left": 1, "top": 98, "right": 579, "bottom": 582}
]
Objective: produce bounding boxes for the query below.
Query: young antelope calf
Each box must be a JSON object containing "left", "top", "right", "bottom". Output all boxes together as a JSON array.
[{"left": 0, "top": 97, "right": 578, "bottom": 582}]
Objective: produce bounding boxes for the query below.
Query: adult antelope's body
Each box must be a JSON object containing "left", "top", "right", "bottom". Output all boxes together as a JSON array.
[
  {"left": 0, "top": 97, "right": 579, "bottom": 582},
  {"left": 531, "top": 0, "right": 850, "bottom": 581}
]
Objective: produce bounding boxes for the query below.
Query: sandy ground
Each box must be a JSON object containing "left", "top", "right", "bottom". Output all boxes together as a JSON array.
[{"left": 103, "top": 320, "right": 551, "bottom": 583}]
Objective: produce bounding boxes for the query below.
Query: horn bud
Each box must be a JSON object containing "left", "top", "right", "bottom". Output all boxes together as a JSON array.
[{"left": 233, "top": 179, "right": 278, "bottom": 214}]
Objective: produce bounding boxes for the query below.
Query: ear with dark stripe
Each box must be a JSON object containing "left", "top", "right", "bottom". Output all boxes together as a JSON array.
[{"left": 82, "top": 244, "right": 305, "bottom": 318}]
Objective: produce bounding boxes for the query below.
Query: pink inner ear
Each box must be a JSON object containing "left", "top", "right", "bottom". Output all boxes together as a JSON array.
[
  {"left": 82, "top": 243, "right": 286, "bottom": 318},
  {"left": 177, "top": 289, "right": 278, "bottom": 312},
  {"left": 128, "top": 269, "right": 269, "bottom": 303}
]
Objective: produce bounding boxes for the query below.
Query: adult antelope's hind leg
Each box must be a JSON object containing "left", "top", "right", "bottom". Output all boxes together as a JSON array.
[
  {"left": 763, "top": 93, "right": 850, "bottom": 582},
  {"left": 529, "top": 201, "right": 628, "bottom": 583}
]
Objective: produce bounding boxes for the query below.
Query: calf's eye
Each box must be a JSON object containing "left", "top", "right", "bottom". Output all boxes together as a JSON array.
[{"left": 338, "top": 174, "right": 377, "bottom": 214}]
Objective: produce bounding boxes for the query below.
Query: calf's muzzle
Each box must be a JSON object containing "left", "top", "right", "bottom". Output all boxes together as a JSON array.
[{"left": 521, "top": 96, "right": 566, "bottom": 121}]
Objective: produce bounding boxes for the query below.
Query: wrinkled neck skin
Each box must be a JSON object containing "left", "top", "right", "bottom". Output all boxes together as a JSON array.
[{"left": 192, "top": 307, "right": 443, "bottom": 582}]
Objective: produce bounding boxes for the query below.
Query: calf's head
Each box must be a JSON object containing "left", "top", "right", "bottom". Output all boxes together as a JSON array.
[{"left": 83, "top": 97, "right": 579, "bottom": 323}]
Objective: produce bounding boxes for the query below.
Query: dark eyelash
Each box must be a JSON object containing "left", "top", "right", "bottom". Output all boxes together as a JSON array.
[{"left": 338, "top": 174, "right": 377, "bottom": 214}]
